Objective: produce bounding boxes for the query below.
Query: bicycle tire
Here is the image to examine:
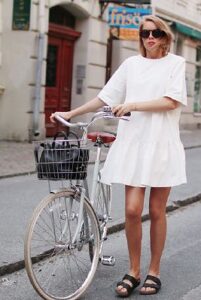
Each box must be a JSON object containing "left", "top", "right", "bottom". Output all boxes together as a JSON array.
[{"left": 24, "top": 189, "right": 100, "bottom": 300}]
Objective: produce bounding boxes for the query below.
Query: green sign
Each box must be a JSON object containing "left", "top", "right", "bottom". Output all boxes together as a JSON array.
[{"left": 12, "top": 0, "right": 31, "bottom": 30}]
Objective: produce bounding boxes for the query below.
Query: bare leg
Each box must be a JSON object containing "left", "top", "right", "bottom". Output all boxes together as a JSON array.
[
  {"left": 140, "top": 187, "right": 171, "bottom": 294},
  {"left": 116, "top": 186, "right": 145, "bottom": 294}
]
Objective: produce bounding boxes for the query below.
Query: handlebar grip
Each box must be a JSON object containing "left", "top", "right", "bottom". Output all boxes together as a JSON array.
[
  {"left": 113, "top": 111, "right": 131, "bottom": 117},
  {"left": 54, "top": 114, "right": 88, "bottom": 128},
  {"left": 54, "top": 115, "right": 71, "bottom": 126},
  {"left": 103, "top": 106, "right": 131, "bottom": 117}
]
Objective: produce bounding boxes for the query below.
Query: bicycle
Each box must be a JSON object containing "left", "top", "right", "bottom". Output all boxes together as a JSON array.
[{"left": 24, "top": 106, "right": 130, "bottom": 300}]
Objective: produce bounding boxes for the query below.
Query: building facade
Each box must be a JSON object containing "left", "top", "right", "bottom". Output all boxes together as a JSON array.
[
  {"left": 153, "top": 0, "right": 201, "bottom": 128},
  {"left": 0, "top": 0, "right": 201, "bottom": 141}
]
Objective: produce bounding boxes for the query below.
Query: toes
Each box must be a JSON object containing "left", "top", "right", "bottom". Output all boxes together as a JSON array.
[
  {"left": 116, "top": 286, "right": 127, "bottom": 293},
  {"left": 116, "top": 286, "right": 127, "bottom": 296},
  {"left": 140, "top": 287, "right": 155, "bottom": 293},
  {"left": 116, "top": 285, "right": 122, "bottom": 292},
  {"left": 145, "top": 287, "right": 155, "bottom": 292}
]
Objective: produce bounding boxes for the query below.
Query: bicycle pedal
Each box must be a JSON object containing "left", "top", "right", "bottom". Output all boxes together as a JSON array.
[{"left": 101, "top": 255, "right": 115, "bottom": 266}]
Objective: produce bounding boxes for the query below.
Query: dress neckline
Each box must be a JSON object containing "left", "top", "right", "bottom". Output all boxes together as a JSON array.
[{"left": 139, "top": 53, "right": 170, "bottom": 61}]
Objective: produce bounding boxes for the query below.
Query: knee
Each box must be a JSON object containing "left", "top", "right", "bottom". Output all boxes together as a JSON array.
[
  {"left": 149, "top": 207, "right": 165, "bottom": 222},
  {"left": 126, "top": 205, "right": 142, "bottom": 220}
]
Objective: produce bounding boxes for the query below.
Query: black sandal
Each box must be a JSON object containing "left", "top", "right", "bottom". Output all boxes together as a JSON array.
[
  {"left": 116, "top": 274, "right": 140, "bottom": 297},
  {"left": 140, "top": 275, "right": 161, "bottom": 295}
]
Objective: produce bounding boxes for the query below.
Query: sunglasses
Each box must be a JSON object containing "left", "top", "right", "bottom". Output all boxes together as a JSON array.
[{"left": 139, "top": 29, "right": 165, "bottom": 39}]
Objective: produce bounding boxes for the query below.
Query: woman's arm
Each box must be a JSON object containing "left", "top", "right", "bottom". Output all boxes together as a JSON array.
[
  {"left": 50, "top": 97, "right": 105, "bottom": 123},
  {"left": 112, "top": 97, "right": 180, "bottom": 117}
]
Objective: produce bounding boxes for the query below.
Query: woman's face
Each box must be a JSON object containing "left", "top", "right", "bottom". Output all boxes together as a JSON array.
[{"left": 141, "top": 21, "right": 165, "bottom": 57}]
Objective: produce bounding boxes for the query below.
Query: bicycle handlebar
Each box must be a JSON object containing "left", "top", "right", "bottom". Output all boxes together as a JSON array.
[
  {"left": 54, "top": 115, "right": 88, "bottom": 128},
  {"left": 54, "top": 106, "right": 131, "bottom": 129}
]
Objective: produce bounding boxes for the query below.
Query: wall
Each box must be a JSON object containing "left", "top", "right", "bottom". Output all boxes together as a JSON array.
[
  {"left": 152, "top": 0, "right": 201, "bottom": 30},
  {"left": 0, "top": 0, "right": 36, "bottom": 140},
  {"left": 152, "top": 0, "right": 201, "bottom": 128},
  {"left": 1, "top": 0, "right": 200, "bottom": 140}
]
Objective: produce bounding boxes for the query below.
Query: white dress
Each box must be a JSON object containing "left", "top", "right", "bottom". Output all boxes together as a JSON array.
[{"left": 98, "top": 53, "right": 187, "bottom": 187}]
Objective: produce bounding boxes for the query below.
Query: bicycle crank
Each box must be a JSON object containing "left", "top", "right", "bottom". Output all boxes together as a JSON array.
[{"left": 100, "top": 255, "right": 115, "bottom": 266}]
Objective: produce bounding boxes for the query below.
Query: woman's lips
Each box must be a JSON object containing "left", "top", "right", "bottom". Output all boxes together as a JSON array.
[{"left": 148, "top": 42, "right": 155, "bottom": 46}]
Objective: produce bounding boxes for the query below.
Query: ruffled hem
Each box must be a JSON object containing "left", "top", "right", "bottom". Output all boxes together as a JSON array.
[
  {"left": 100, "top": 139, "right": 186, "bottom": 187},
  {"left": 100, "top": 175, "right": 187, "bottom": 188}
]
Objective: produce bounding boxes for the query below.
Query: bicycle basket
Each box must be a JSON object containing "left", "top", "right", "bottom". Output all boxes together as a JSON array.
[{"left": 34, "top": 138, "right": 89, "bottom": 181}]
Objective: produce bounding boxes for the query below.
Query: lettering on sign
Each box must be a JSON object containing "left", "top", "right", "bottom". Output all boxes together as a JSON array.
[
  {"left": 108, "top": 7, "right": 151, "bottom": 40},
  {"left": 108, "top": 7, "right": 151, "bottom": 28}
]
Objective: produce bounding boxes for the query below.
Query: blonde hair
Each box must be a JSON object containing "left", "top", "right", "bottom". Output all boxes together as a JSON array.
[{"left": 139, "top": 15, "right": 173, "bottom": 57}]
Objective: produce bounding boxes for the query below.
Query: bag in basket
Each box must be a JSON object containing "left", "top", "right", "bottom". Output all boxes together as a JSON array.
[{"left": 34, "top": 131, "right": 89, "bottom": 180}]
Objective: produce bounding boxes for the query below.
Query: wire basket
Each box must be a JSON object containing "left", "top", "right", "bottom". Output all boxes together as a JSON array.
[{"left": 34, "top": 139, "right": 89, "bottom": 181}]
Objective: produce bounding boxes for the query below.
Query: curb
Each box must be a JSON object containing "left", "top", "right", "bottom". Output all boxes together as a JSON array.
[
  {"left": 184, "top": 145, "right": 201, "bottom": 150},
  {"left": 1, "top": 193, "right": 201, "bottom": 277},
  {"left": 0, "top": 144, "right": 200, "bottom": 180},
  {"left": 0, "top": 158, "right": 106, "bottom": 180},
  {"left": 108, "top": 194, "right": 201, "bottom": 235},
  {"left": 0, "top": 171, "right": 36, "bottom": 180}
]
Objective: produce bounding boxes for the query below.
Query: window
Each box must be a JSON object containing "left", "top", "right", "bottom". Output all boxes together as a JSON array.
[
  {"left": 176, "top": 37, "right": 183, "bottom": 56},
  {"left": 49, "top": 6, "right": 75, "bottom": 28},
  {"left": 194, "top": 47, "right": 201, "bottom": 113},
  {"left": 46, "top": 45, "right": 58, "bottom": 87}
]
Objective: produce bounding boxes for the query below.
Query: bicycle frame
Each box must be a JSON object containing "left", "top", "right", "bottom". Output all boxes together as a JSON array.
[
  {"left": 53, "top": 109, "right": 129, "bottom": 243},
  {"left": 24, "top": 107, "right": 131, "bottom": 300}
]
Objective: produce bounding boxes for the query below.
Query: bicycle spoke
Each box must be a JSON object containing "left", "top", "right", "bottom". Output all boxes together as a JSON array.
[{"left": 25, "top": 190, "right": 100, "bottom": 300}]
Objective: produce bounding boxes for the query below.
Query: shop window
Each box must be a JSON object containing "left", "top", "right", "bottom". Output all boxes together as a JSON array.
[{"left": 194, "top": 46, "right": 201, "bottom": 113}]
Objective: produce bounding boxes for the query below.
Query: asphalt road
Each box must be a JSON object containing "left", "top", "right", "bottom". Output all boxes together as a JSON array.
[
  {"left": 1, "top": 199, "right": 201, "bottom": 300},
  {"left": 1, "top": 147, "right": 201, "bottom": 273}
]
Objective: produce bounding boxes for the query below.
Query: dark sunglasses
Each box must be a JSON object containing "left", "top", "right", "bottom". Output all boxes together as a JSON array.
[{"left": 139, "top": 29, "right": 165, "bottom": 39}]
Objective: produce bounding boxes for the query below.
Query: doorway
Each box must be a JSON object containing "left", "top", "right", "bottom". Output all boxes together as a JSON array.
[{"left": 45, "top": 6, "right": 81, "bottom": 136}]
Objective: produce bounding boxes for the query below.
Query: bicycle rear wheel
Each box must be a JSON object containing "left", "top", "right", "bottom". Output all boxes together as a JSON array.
[{"left": 24, "top": 189, "right": 100, "bottom": 300}]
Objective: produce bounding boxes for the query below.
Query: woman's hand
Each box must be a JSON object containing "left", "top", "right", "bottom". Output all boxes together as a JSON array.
[
  {"left": 112, "top": 103, "right": 134, "bottom": 117},
  {"left": 50, "top": 111, "right": 73, "bottom": 123}
]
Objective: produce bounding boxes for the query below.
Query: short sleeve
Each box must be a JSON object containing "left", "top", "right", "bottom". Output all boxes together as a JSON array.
[
  {"left": 164, "top": 58, "right": 187, "bottom": 106},
  {"left": 97, "top": 60, "right": 127, "bottom": 107}
]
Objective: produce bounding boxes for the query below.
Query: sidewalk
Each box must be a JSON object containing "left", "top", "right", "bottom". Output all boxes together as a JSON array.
[
  {"left": 0, "top": 128, "right": 201, "bottom": 277},
  {"left": 0, "top": 129, "right": 201, "bottom": 179}
]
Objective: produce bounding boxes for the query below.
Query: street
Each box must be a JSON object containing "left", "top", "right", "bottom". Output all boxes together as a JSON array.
[
  {"left": 0, "top": 145, "right": 201, "bottom": 299},
  {"left": 0, "top": 199, "right": 201, "bottom": 300},
  {"left": 0, "top": 147, "right": 201, "bottom": 272},
  {"left": 1, "top": 146, "right": 201, "bottom": 271}
]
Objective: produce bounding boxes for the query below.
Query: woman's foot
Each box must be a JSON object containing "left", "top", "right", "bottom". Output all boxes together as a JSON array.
[
  {"left": 116, "top": 274, "right": 141, "bottom": 297},
  {"left": 140, "top": 274, "right": 161, "bottom": 295}
]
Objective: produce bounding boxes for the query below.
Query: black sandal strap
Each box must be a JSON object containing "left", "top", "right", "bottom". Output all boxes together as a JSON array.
[
  {"left": 122, "top": 274, "right": 140, "bottom": 287},
  {"left": 143, "top": 283, "right": 160, "bottom": 291},
  {"left": 119, "top": 282, "right": 133, "bottom": 294},
  {"left": 117, "top": 280, "right": 123, "bottom": 287},
  {"left": 145, "top": 275, "right": 161, "bottom": 287}
]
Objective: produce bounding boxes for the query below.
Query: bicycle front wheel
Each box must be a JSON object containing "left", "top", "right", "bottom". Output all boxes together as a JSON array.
[{"left": 24, "top": 189, "right": 100, "bottom": 300}]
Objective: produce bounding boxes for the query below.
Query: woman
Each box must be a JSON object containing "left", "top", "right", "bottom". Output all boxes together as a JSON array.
[{"left": 50, "top": 15, "right": 187, "bottom": 297}]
